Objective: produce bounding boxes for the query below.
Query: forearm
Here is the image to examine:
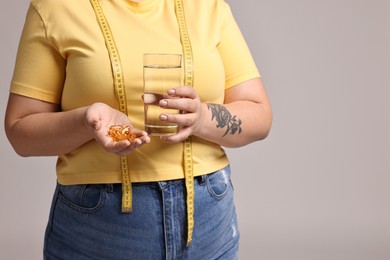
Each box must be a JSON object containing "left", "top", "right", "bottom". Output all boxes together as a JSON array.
[
  {"left": 6, "top": 107, "right": 92, "bottom": 157},
  {"left": 195, "top": 100, "right": 272, "bottom": 148}
]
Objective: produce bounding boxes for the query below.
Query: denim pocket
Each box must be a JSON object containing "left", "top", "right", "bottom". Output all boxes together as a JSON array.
[
  {"left": 57, "top": 184, "right": 108, "bottom": 213},
  {"left": 205, "top": 167, "right": 231, "bottom": 200}
]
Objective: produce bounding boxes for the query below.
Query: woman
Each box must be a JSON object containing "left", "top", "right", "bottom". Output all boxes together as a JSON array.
[{"left": 5, "top": 0, "right": 272, "bottom": 259}]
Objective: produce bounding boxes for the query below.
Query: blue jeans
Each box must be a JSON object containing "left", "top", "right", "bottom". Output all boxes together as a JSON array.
[{"left": 43, "top": 165, "right": 239, "bottom": 259}]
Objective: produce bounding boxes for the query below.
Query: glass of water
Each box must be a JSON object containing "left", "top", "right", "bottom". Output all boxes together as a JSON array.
[{"left": 143, "top": 53, "right": 182, "bottom": 136}]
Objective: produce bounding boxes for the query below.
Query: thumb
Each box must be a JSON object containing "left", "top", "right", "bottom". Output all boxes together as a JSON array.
[{"left": 84, "top": 106, "right": 102, "bottom": 132}]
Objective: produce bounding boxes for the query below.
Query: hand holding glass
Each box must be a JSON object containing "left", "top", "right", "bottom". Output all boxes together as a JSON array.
[{"left": 143, "top": 54, "right": 182, "bottom": 136}]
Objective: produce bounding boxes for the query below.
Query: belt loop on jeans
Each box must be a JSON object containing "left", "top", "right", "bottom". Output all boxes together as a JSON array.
[
  {"left": 105, "top": 184, "right": 114, "bottom": 193},
  {"left": 195, "top": 175, "right": 206, "bottom": 185}
]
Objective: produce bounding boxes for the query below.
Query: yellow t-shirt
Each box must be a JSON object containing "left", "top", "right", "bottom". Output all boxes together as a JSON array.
[{"left": 10, "top": 0, "right": 260, "bottom": 184}]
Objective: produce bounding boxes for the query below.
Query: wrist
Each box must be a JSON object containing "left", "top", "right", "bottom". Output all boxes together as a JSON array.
[
  {"left": 80, "top": 106, "right": 97, "bottom": 140},
  {"left": 192, "top": 103, "right": 210, "bottom": 138}
]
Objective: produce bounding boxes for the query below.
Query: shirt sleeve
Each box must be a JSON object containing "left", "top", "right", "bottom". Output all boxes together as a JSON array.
[
  {"left": 10, "top": 3, "right": 66, "bottom": 104},
  {"left": 217, "top": 2, "right": 260, "bottom": 89}
]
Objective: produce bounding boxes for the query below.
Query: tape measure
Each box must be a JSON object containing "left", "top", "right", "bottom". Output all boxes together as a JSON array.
[
  {"left": 174, "top": 0, "right": 195, "bottom": 246},
  {"left": 90, "top": 0, "right": 195, "bottom": 244},
  {"left": 90, "top": 0, "right": 133, "bottom": 213}
]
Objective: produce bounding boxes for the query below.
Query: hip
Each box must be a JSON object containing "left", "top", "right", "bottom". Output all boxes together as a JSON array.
[{"left": 44, "top": 165, "right": 239, "bottom": 259}]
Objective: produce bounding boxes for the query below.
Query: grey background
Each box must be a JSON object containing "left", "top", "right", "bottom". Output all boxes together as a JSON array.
[{"left": 1, "top": 0, "right": 389, "bottom": 259}]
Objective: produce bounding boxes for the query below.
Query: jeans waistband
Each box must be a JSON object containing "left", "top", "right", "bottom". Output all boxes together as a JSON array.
[{"left": 59, "top": 165, "right": 229, "bottom": 192}]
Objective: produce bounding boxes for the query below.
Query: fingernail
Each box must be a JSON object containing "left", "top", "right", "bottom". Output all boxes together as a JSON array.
[
  {"left": 160, "top": 114, "right": 168, "bottom": 121},
  {"left": 160, "top": 100, "right": 168, "bottom": 106},
  {"left": 168, "top": 89, "right": 176, "bottom": 95}
]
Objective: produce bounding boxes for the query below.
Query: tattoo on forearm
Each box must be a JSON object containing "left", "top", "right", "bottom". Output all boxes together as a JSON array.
[{"left": 207, "top": 104, "right": 243, "bottom": 136}]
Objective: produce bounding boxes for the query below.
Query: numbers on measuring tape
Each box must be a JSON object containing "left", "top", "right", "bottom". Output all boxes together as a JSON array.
[
  {"left": 90, "top": 0, "right": 132, "bottom": 213},
  {"left": 174, "top": 0, "right": 195, "bottom": 246}
]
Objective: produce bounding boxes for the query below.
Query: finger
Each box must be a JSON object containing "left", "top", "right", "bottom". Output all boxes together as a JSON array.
[
  {"left": 137, "top": 134, "right": 151, "bottom": 144},
  {"left": 160, "top": 127, "right": 191, "bottom": 143},
  {"left": 160, "top": 113, "right": 196, "bottom": 127},
  {"left": 168, "top": 86, "right": 197, "bottom": 99},
  {"left": 115, "top": 137, "right": 150, "bottom": 155},
  {"left": 143, "top": 93, "right": 170, "bottom": 105},
  {"left": 105, "top": 140, "right": 132, "bottom": 153},
  {"left": 159, "top": 98, "right": 197, "bottom": 112},
  {"left": 129, "top": 130, "right": 151, "bottom": 143}
]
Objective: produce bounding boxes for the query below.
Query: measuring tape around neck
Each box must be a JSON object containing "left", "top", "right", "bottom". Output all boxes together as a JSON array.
[
  {"left": 90, "top": 0, "right": 195, "bottom": 244},
  {"left": 89, "top": 0, "right": 133, "bottom": 213}
]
